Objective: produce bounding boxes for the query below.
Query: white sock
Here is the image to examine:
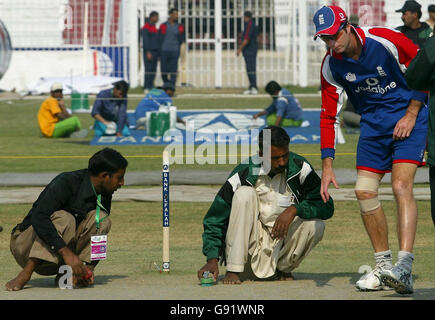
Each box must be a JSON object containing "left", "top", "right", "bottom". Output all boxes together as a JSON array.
[
  {"left": 398, "top": 251, "right": 414, "bottom": 273},
  {"left": 374, "top": 250, "right": 393, "bottom": 269}
]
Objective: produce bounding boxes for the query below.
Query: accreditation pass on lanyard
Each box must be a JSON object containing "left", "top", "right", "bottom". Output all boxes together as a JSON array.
[{"left": 91, "top": 193, "right": 108, "bottom": 261}]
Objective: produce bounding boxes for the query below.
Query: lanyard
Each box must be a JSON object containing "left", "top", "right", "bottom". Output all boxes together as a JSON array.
[{"left": 92, "top": 185, "right": 108, "bottom": 230}]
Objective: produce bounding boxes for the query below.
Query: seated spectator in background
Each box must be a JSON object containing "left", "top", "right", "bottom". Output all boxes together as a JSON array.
[
  {"left": 426, "top": 4, "right": 435, "bottom": 29},
  {"left": 253, "top": 81, "right": 308, "bottom": 127},
  {"left": 395, "top": 0, "right": 433, "bottom": 48},
  {"left": 342, "top": 99, "right": 361, "bottom": 133},
  {"left": 135, "top": 82, "right": 185, "bottom": 130},
  {"left": 38, "top": 83, "right": 88, "bottom": 138},
  {"left": 92, "top": 80, "right": 130, "bottom": 137}
]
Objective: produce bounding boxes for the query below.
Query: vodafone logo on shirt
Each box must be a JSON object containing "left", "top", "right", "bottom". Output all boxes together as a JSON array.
[{"left": 354, "top": 77, "right": 397, "bottom": 94}]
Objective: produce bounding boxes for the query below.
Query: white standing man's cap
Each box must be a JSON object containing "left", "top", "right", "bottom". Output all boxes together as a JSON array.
[
  {"left": 50, "top": 83, "right": 63, "bottom": 91},
  {"left": 313, "top": 6, "right": 348, "bottom": 40}
]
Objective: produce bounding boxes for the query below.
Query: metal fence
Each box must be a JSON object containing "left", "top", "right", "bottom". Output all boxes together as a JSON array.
[
  {"left": 162, "top": 0, "right": 300, "bottom": 88},
  {"left": 143, "top": 0, "right": 379, "bottom": 89},
  {"left": 143, "top": 0, "right": 434, "bottom": 89}
]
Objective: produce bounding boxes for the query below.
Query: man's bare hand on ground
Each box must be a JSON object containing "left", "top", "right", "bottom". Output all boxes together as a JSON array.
[
  {"left": 73, "top": 266, "right": 94, "bottom": 287},
  {"left": 58, "top": 247, "right": 87, "bottom": 279},
  {"left": 197, "top": 258, "right": 219, "bottom": 281}
]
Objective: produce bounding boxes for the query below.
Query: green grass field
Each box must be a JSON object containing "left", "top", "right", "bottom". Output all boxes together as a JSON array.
[{"left": 1, "top": 200, "right": 434, "bottom": 288}]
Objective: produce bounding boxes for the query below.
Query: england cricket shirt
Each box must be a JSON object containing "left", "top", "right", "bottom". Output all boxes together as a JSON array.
[{"left": 320, "top": 26, "right": 428, "bottom": 159}]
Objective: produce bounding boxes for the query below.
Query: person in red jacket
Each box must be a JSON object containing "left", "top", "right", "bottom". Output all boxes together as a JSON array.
[
  {"left": 159, "top": 8, "right": 185, "bottom": 87},
  {"left": 141, "top": 11, "right": 160, "bottom": 93},
  {"left": 314, "top": 5, "right": 427, "bottom": 295}
]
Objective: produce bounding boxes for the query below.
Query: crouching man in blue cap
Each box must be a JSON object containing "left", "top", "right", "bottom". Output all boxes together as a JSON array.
[{"left": 92, "top": 80, "right": 131, "bottom": 137}]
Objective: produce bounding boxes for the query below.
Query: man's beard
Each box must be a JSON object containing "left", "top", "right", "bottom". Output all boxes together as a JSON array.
[
  {"left": 271, "top": 165, "right": 286, "bottom": 174},
  {"left": 100, "top": 188, "right": 115, "bottom": 197}
]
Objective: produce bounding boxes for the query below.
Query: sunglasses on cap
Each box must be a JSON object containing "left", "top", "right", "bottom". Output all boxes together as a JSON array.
[{"left": 319, "top": 21, "right": 348, "bottom": 42}]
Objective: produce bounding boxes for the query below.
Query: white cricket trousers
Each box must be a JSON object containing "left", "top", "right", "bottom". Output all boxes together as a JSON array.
[{"left": 225, "top": 186, "right": 325, "bottom": 279}]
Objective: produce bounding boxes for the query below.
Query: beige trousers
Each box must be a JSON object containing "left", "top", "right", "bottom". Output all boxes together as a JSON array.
[
  {"left": 225, "top": 186, "right": 325, "bottom": 279},
  {"left": 10, "top": 210, "right": 111, "bottom": 276}
]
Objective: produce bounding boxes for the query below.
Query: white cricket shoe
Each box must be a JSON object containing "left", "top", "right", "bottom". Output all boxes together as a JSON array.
[
  {"left": 301, "top": 120, "right": 310, "bottom": 128},
  {"left": 243, "top": 88, "right": 258, "bottom": 95},
  {"left": 356, "top": 264, "right": 391, "bottom": 291},
  {"left": 380, "top": 264, "right": 413, "bottom": 294}
]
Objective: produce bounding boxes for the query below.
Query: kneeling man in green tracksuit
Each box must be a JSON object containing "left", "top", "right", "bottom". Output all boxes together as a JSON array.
[{"left": 197, "top": 126, "right": 334, "bottom": 284}]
